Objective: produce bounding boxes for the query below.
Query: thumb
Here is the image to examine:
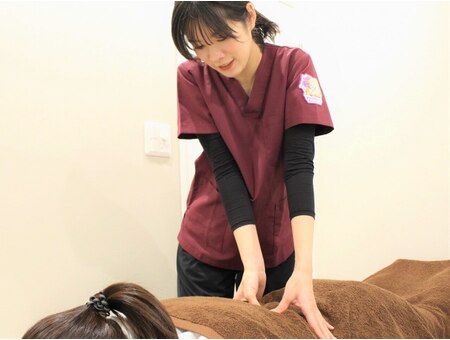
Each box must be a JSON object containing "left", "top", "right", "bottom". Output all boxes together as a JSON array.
[
  {"left": 233, "top": 287, "right": 244, "bottom": 301},
  {"left": 270, "top": 297, "right": 291, "bottom": 314},
  {"left": 247, "top": 294, "right": 260, "bottom": 305},
  {"left": 256, "top": 282, "right": 265, "bottom": 301}
]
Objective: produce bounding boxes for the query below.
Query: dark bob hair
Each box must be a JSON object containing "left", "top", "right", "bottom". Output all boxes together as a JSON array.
[
  {"left": 172, "top": 1, "right": 280, "bottom": 60},
  {"left": 22, "top": 282, "right": 178, "bottom": 339}
]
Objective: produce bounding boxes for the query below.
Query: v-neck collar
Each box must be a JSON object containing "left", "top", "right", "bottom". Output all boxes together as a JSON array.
[{"left": 220, "top": 43, "right": 276, "bottom": 118}]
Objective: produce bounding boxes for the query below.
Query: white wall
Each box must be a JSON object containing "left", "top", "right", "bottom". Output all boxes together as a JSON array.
[
  {"left": 179, "top": 1, "right": 450, "bottom": 280},
  {"left": 255, "top": 1, "right": 450, "bottom": 278},
  {"left": 448, "top": 2, "right": 450, "bottom": 259},
  {"left": 0, "top": 1, "right": 449, "bottom": 338},
  {"left": 0, "top": 1, "right": 180, "bottom": 337}
]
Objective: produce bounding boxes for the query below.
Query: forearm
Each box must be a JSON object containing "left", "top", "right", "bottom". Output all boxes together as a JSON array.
[
  {"left": 283, "top": 125, "right": 316, "bottom": 276},
  {"left": 198, "top": 133, "right": 256, "bottom": 230},
  {"left": 198, "top": 134, "right": 264, "bottom": 271},
  {"left": 233, "top": 224, "right": 266, "bottom": 303},
  {"left": 233, "top": 224, "right": 265, "bottom": 271},
  {"left": 291, "top": 215, "right": 314, "bottom": 275}
]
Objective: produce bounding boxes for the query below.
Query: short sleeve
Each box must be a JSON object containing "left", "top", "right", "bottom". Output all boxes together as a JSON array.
[
  {"left": 285, "top": 51, "right": 334, "bottom": 136},
  {"left": 177, "top": 63, "right": 219, "bottom": 139}
]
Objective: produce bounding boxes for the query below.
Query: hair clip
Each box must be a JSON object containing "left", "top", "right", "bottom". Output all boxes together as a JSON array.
[{"left": 86, "top": 292, "right": 111, "bottom": 317}]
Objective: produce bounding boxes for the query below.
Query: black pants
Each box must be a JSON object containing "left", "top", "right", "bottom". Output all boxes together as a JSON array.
[{"left": 177, "top": 245, "right": 295, "bottom": 298}]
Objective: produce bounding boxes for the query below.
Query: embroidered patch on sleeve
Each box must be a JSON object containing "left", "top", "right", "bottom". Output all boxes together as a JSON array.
[{"left": 299, "top": 73, "right": 323, "bottom": 105}]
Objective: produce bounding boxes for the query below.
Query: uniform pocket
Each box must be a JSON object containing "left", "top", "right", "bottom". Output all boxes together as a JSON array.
[{"left": 273, "top": 196, "right": 288, "bottom": 252}]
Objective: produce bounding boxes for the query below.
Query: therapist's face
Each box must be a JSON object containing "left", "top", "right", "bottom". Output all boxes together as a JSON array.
[{"left": 189, "top": 6, "right": 259, "bottom": 79}]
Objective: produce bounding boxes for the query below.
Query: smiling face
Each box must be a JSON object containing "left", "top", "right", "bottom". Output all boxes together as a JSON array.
[
  {"left": 171, "top": 1, "right": 262, "bottom": 84},
  {"left": 190, "top": 19, "right": 257, "bottom": 79}
]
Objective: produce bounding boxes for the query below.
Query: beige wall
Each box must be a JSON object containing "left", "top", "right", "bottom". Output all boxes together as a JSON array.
[
  {"left": 180, "top": 0, "right": 450, "bottom": 282},
  {"left": 448, "top": 1, "right": 450, "bottom": 259},
  {"left": 262, "top": 1, "right": 449, "bottom": 278},
  {"left": 0, "top": 1, "right": 449, "bottom": 338},
  {"left": 0, "top": 1, "right": 180, "bottom": 337}
]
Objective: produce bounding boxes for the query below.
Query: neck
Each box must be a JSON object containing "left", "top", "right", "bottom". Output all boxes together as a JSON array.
[{"left": 235, "top": 43, "right": 263, "bottom": 96}]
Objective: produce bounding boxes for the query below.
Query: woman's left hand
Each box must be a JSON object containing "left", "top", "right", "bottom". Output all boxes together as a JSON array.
[{"left": 271, "top": 270, "right": 336, "bottom": 339}]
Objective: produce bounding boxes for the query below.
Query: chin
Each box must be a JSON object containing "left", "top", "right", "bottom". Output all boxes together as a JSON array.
[{"left": 218, "top": 67, "right": 241, "bottom": 79}]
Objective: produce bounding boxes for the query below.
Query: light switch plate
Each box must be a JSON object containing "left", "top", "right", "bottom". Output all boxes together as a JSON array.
[{"left": 144, "top": 121, "right": 171, "bottom": 158}]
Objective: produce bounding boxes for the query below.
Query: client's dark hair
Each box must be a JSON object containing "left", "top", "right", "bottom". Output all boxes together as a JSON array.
[{"left": 23, "top": 282, "right": 178, "bottom": 339}]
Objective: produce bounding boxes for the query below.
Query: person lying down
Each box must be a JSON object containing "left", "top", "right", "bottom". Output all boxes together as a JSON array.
[{"left": 23, "top": 259, "right": 450, "bottom": 339}]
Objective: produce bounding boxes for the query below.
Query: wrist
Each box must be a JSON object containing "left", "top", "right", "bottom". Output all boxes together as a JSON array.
[
  {"left": 244, "top": 257, "right": 265, "bottom": 271},
  {"left": 293, "top": 265, "right": 313, "bottom": 276},
  {"left": 234, "top": 224, "right": 265, "bottom": 271},
  {"left": 242, "top": 248, "right": 265, "bottom": 271},
  {"left": 293, "top": 256, "right": 313, "bottom": 276}
]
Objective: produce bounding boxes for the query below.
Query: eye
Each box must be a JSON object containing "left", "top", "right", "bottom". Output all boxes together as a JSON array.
[
  {"left": 193, "top": 45, "right": 204, "bottom": 50},
  {"left": 215, "top": 36, "right": 228, "bottom": 42}
]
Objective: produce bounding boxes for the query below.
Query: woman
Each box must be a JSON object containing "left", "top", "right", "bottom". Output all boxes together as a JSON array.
[
  {"left": 23, "top": 259, "right": 450, "bottom": 338},
  {"left": 172, "top": 2, "right": 334, "bottom": 339},
  {"left": 22, "top": 283, "right": 178, "bottom": 339}
]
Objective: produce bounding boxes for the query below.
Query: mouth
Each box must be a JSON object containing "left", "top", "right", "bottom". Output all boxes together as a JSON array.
[{"left": 218, "top": 60, "right": 234, "bottom": 71}]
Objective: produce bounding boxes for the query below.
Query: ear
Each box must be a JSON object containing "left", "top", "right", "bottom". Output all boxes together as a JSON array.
[{"left": 245, "top": 2, "right": 257, "bottom": 30}]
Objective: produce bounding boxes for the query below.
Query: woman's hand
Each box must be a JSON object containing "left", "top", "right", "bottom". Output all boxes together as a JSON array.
[
  {"left": 234, "top": 269, "right": 266, "bottom": 305},
  {"left": 271, "top": 270, "right": 336, "bottom": 339},
  {"left": 233, "top": 224, "right": 266, "bottom": 305}
]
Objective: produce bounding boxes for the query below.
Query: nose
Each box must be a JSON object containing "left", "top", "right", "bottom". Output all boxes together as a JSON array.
[{"left": 207, "top": 45, "right": 225, "bottom": 63}]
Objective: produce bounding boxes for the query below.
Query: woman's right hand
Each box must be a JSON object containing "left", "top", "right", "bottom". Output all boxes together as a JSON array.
[
  {"left": 234, "top": 268, "right": 266, "bottom": 305},
  {"left": 232, "top": 224, "right": 266, "bottom": 305}
]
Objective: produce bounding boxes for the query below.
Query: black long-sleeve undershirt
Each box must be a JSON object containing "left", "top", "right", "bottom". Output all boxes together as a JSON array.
[
  {"left": 284, "top": 124, "right": 315, "bottom": 219},
  {"left": 198, "top": 134, "right": 256, "bottom": 230},
  {"left": 198, "top": 124, "right": 316, "bottom": 231}
]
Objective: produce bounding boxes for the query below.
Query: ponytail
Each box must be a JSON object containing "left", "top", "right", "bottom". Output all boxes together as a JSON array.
[
  {"left": 252, "top": 10, "right": 279, "bottom": 46},
  {"left": 104, "top": 283, "right": 178, "bottom": 339},
  {"left": 23, "top": 283, "right": 178, "bottom": 339}
]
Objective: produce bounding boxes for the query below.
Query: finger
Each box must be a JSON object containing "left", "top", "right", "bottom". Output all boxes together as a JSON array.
[
  {"left": 246, "top": 294, "right": 260, "bottom": 306},
  {"left": 315, "top": 311, "right": 335, "bottom": 338},
  {"left": 270, "top": 297, "right": 291, "bottom": 314},
  {"left": 324, "top": 328, "right": 336, "bottom": 339},
  {"left": 256, "top": 280, "right": 266, "bottom": 301},
  {"left": 308, "top": 316, "right": 324, "bottom": 338},
  {"left": 302, "top": 306, "right": 335, "bottom": 339},
  {"left": 317, "top": 315, "right": 333, "bottom": 339},
  {"left": 318, "top": 315, "right": 335, "bottom": 339},
  {"left": 233, "top": 295, "right": 248, "bottom": 302},
  {"left": 326, "top": 328, "right": 336, "bottom": 339},
  {"left": 322, "top": 324, "right": 334, "bottom": 339},
  {"left": 233, "top": 288, "right": 244, "bottom": 301}
]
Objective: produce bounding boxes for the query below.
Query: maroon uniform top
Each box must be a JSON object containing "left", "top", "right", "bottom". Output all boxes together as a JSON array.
[{"left": 177, "top": 43, "right": 334, "bottom": 270}]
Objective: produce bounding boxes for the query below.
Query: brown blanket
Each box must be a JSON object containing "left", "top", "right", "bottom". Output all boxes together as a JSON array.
[{"left": 162, "top": 259, "right": 450, "bottom": 338}]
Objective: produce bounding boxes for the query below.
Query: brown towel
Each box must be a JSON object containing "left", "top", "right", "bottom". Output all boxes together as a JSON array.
[{"left": 162, "top": 259, "right": 450, "bottom": 338}]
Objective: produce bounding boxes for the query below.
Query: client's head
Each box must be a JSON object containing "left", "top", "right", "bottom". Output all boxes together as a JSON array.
[{"left": 23, "top": 282, "right": 178, "bottom": 339}]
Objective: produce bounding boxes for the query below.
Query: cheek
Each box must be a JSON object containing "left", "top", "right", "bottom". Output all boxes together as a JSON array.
[
  {"left": 194, "top": 50, "right": 207, "bottom": 61},
  {"left": 228, "top": 41, "right": 248, "bottom": 58},
  {"left": 230, "top": 47, "right": 246, "bottom": 64}
]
